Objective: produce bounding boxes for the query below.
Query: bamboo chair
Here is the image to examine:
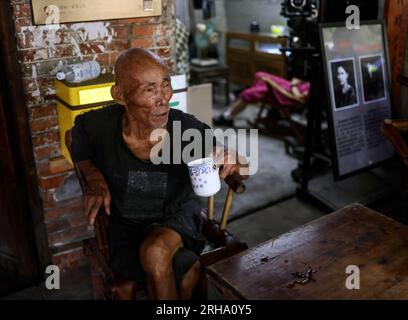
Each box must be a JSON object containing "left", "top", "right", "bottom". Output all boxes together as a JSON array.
[
  {"left": 65, "top": 129, "right": 248, "bottom": 300},
  {"left": 254, "top": 77, "right": 308, "bottom": 143}
]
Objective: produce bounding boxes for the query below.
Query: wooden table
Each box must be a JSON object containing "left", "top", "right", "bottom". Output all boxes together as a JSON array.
[
  {"left": 206, "top": 203, "right": 408, "bottom": 299},
  {"left": 190, "top": 65, "right": 230, "bottom": 105}
]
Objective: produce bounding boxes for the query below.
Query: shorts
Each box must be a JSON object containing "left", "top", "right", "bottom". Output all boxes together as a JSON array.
[{"left": 107, "top": 215, "right": 205, "bottom": 291}]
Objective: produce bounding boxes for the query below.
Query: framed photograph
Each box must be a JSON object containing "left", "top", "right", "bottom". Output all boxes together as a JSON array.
[
  {"left": 320, "top": 21, "right": 394, "bottom": 180},
  {"left": 359, "top": 54, "right": 387, "bottom": 104},
  {"left": 329, "top": 58, "right": 359, "bottom": 110}
]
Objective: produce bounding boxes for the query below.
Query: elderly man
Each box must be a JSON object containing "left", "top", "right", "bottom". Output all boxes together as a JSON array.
[{"left": 71, "top": 48, "right": 245, "bottom": 300}]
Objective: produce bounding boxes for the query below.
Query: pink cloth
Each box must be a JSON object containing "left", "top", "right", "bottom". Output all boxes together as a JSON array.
[{"left": 239, "top": 71, "right": 310, "bottom": 106}]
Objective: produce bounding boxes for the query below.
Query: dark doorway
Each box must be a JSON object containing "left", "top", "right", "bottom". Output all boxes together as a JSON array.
[{"left": 0, "top": 1, "right": 50, "bottom": 297}]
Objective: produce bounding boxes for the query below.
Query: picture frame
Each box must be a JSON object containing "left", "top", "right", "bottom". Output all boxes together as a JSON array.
[
  {"left": 31, "top": 0, "right": 162, "bottom": 25},
  {"left": 320, "top": 20, "right": 394, "bottom": 180}
]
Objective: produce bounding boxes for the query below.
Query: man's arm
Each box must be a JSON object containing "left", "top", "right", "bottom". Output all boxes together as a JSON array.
[
  {"left": 70, "top": 114, "right": 111, "bottom": 225},
  {"left": 76, "top": 160, "right": 111, "bottom": 225}
]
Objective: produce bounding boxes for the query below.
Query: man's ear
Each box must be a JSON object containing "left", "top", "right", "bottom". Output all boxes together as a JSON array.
[{"left": 111, "top": 85, "right": 126, "bottom": 106}]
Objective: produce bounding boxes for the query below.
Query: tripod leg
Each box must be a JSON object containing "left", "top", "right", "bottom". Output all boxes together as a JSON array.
[{"left": 299, "top": 55, "right": 320, "bottom": 195}]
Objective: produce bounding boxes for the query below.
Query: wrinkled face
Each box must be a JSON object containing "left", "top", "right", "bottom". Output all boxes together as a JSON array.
[
  {"left": 337, "top": 66, "right": 348, "bottom": 86},
  {"left": 121, "top": 63, "right": 173, "bottom": 129}
]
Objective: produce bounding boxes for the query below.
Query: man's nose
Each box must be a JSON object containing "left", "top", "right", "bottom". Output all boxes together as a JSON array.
[{"left": 157, "top": 87, "right": 171, "bottom": 103}]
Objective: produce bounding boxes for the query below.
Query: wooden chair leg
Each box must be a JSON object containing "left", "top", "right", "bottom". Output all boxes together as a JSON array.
[{"left": 88, "top": 251, "right": 109, "bottom": 300}]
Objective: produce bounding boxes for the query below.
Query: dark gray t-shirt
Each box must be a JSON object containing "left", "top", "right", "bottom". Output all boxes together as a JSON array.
[{"left": 71, "top": 105, "right": 213, "bottom": 232}]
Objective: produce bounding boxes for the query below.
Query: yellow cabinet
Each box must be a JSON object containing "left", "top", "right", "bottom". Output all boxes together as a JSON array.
[{"left": 56, "top": 74, "right": 115, "bottom": 163}]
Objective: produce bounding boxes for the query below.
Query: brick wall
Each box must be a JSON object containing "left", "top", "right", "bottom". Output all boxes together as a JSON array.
[{"left": 11, "top": 0, "right": 176, "bottom": 270}]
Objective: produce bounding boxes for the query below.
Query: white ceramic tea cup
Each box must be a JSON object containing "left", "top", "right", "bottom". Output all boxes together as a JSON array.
[{"left": 187, "top": 157, "right": 221, "bottom": 197}]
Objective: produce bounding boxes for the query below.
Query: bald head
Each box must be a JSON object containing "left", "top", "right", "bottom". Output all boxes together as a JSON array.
[{"left": 114, "top": 48, "right": 167, "bottom": 86}]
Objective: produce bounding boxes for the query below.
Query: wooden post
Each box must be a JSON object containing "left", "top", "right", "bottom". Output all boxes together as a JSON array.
[
  {"left": 207, "top": 196, "right": 215, "bottom": 221},
  {"left": 220, "top": 189, "right": 234, "bottom": 230}
]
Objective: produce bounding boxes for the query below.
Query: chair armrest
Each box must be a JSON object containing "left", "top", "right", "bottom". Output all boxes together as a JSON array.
[
  {"left": 381, "top": 119, "right": 408, "bottom": 165},
  {"left": 224, "top": 172, "right": 246, "bottom": 194}
]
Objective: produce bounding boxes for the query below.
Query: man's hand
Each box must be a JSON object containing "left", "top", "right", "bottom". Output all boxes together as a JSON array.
[
  {"left": 83, "top": 178, "right": 111, "bottom": 225},
  {"left": 77, "top": 160, "right": 111, "bottom": 225},
  {"left": 214, "top": 147, "right": 249, "bottom": 180}
]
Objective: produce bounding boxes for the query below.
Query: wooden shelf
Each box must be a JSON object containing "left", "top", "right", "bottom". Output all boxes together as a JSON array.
[{"left": 226, "top": 32, "right": 288, "bottom": 86}]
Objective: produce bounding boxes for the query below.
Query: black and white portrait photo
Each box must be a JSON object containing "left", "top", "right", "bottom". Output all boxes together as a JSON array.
[
  {"left": 330, "top": 59, "right": 358, "bottom": 110},
  {"left": 360, "top": 55, "right": 386, "bottom": 103}
]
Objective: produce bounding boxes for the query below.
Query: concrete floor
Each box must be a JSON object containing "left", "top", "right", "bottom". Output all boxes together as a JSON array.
[{"left": 228, "top": 196, "right": 326, "bottom": 248}]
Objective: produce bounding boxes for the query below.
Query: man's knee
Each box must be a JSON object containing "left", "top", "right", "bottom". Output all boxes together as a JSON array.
[
  {"left": 140, "top": 237, "right": 171, "bottom": 273},
  {"left": 139, "top": 229, "right": 182, "bottom": 277}
]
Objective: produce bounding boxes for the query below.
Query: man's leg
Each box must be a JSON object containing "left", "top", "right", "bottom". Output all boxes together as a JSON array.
[
  {"left": 139, "top": 227, "right": 183, "bottom": 299},
  {"left": 179, "top": 260, "right": 201, "bottom": 300}
]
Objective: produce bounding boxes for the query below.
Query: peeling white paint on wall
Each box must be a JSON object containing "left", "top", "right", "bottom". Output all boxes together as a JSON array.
[
  {"left": 31, "top": 65, "right": 41, "bottom": 97},
  {"left": 20, "top": 22, "right": 115, "bottom": 78},
  {"left": 21, "top": 25, "right": 60, "bottom": 49},
  {"left": 20, "top": 22, "right": 114, "bottom": 59},
  {"left": 70, "top": 22, "right": 114, "bottom": 43},
  {"left": 97, "top": 44, "right": 106, "bottom": 53},
  {"left": 69, "top": 34, "right": 83, "bottom": 60},
  {"left": 49, "top": 60, "right": 64, "bottom": 75}
]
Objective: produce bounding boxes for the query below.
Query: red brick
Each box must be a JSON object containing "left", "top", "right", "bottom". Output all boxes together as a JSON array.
[
  {"left": 53, "top": 45, "right": 76, "bottom": 58},
  {"left": 48, "top": 224, "right": 94, "bottom": 247},
  {"left": 78, "top": 42, "right": 105, "bottom": 55},
  {"left": 12, "top": 0, "right": 30, "bottom": 5},
  {"left": 13, "top": 3, "right": 32, "bottom": 18},
  {"left": 35, "top": 159, "right": 49, "bottom": 175},
  {"left": 49, "top": 157, "right": 74, "bottom": 174},
  {"left": 51, "top": 246, "right": 88, "bottom": 271},
  {"left": 94, "top": 53, "right": 110, "bottom": 66},
  {"left": 46, "top": 212, "right": 88, "bottom": 234},
  {"left": 32, "top": 130, "right": 59, "bottom": 148},
  {"left": 108, "top": 39, "right": 130, "bottom": 52},
  {"left": 28, "top": 103, "right": 57, "bottom": 120},
  {"left": 17, "top": 32, "right": 34, "bottom": 49},
  {"left": 38, "top": 172, "right": 67, "bottom": 189},
  {"left": 24, "top": 92, "right": 50, "bottom": 107},
  {"left": 39, "top": 187, "right": 57, "bottom": 209},
  {"left": 38, "top": 78, "right": 56, "bottom": 97},
  {"left": 113, "top": 25, "right": 130, "bottom": 39},
  {"left": 155, "top": 47, "right": 171, "bottom": 59},
  {"left": 155, "top": 36, "right": 170, "bottom": 47},
  {"left": 14, "top": 17, "right": 32, "bottom": 33},
  {"left": 108, "top": 51, "right": 121, "bottom": 65},
  {"left": 33, "top": 143, "right": 60, "bottom": 161},
  {"left": 43, "top": 197, "right": 82, "bottom": 221},
  {"left": 22, "top": 77, "right": 38, "bottom": 93},
  {"left": 132, "top": 24, "right": 156, "bottom": 37},
  {"left": 131, "top": 38, "right": 153, "bottom": 49},
  {"left": 68, "top": 214, "right": 88, "bottom": 228},
  {"left": 154, "top": 25, "right": 167, "bottom": 38},
  {"left": 119, "top": 17, "right": 151, "bottom": 25},
  {"left": 165, "top": 58, "right": 176, "bottom": 71},
  {"left": 30, "top": 116, "right": 58, "bottom": 133},
  {"left": 19, "top": 50, "right": 36, "bottom": 63},
  {"left": 23, "top": 92, "right": 36, "bottom": 105},
  {"left": 46, "top": 219, "right": 70, "bottom": 235},
  {"left": 55, "top": 30, "right": 73, "bottom": 45}
]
